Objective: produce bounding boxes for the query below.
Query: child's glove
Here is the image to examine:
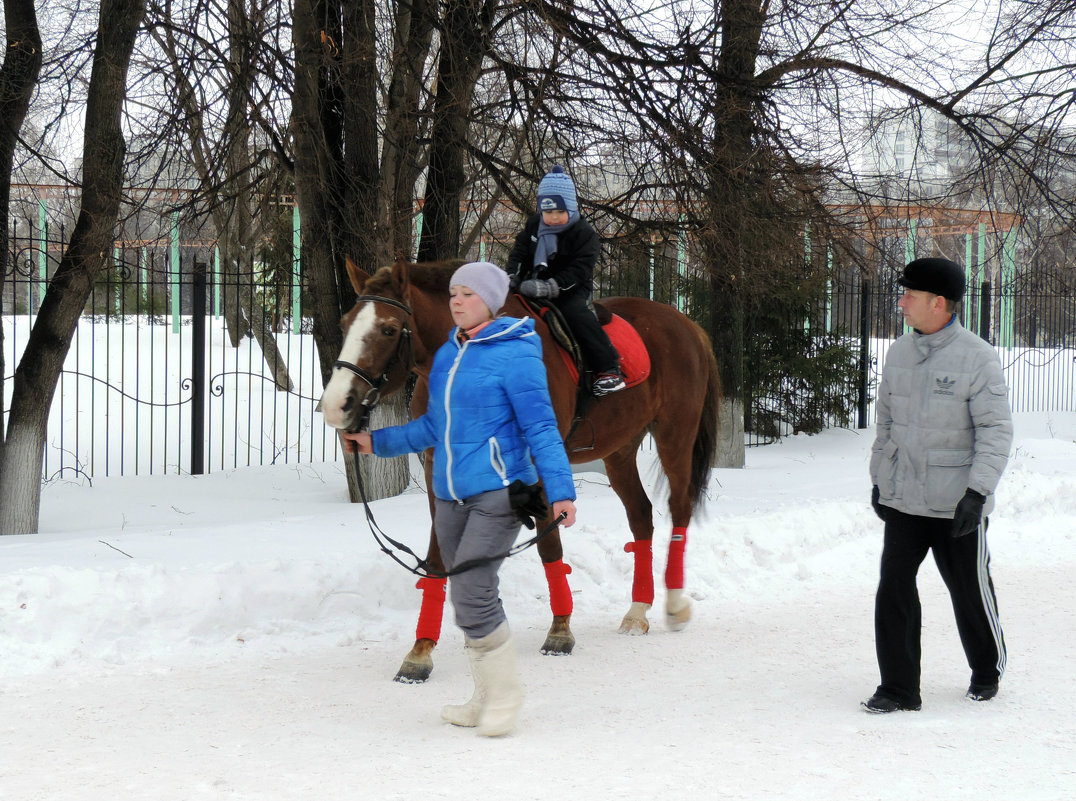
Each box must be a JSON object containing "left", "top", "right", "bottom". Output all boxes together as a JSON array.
[{"left": 520, "top": 278, "right": 560, "bottom": 299}]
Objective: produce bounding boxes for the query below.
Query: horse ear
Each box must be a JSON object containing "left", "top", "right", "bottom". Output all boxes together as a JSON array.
[
  {"left": 390, "top": 260, "right": 412, "bottom": 298},
  {"left": 345, "top": 255, "right": 370, "bottom": 294}
]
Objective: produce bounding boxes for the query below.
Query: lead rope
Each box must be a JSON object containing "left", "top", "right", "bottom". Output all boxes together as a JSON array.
[{"left": 353, "top": 462, "right": 566, "bottom": 578}]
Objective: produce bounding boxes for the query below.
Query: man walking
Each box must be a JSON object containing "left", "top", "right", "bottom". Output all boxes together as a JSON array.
[{"left": 864, "top": 257, "right": 1013, "bottom": 714}]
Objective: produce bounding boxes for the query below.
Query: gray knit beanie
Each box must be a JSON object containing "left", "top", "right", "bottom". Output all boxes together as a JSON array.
[{"left": 450, "top": 261, "right": 510, "bottom": 317}]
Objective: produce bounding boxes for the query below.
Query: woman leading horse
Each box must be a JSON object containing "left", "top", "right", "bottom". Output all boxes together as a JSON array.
[{"left": 319, "top": 256, "right": 722, "bottom": 684}]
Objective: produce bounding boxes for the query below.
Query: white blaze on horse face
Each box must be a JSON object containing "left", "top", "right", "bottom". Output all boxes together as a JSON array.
[{"left": 320, "top": 303, "right": 381, "bottom": 429}]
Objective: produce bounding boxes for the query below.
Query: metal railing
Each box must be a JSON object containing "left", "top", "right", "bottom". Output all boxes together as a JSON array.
[{"left": 3, "top": 247, "right": 1074, "bottom": 480}]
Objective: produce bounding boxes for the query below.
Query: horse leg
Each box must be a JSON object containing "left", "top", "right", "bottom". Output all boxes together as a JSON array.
[
  {"left": 652, "top": 420, "right": 700, "bottom": 632},
  {"left": 395, "top": 451, "right": 448, "bottom": 683},
  {"left": 536, "top": 525, "right": 575, "bottom": 655},
  {"left": 603, "top": 444, "right": 656, "bottom": 635},
  {"left": 393, "top": 568, "right": 445, "bottom": 683}
]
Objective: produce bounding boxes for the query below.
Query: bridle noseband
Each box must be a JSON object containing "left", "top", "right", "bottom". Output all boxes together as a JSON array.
[{"left": 334, "top": 294, "right": 414, "bottom": 430}]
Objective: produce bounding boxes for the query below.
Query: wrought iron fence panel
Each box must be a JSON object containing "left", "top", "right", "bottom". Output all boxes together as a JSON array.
[{"left": 3, "top": 233, "right": 1074, "bottom": 480}]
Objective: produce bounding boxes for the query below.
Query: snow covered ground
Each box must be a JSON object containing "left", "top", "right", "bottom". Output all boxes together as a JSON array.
[{"left": 2, "top": 412, "right": 1075, "bottom": 800}]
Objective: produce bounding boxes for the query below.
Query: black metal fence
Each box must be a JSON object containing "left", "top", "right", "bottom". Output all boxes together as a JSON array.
[
  {"left": 3, "top": 249, "right": 333, "bottom": 481},
  {"left": 3, "top": 244, "right": 1074, "bottom": 480}
]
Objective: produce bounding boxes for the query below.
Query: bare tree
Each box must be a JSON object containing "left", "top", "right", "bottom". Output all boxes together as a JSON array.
[
  {"left": 138, "top": 0, "right": 296, "bottom": 390},
  {"left": 1, "top": 0, "right": 147, "bottom": 534},
  {"left": 492, "top": 0, "right": 1076, "bottom": 459},
  {"left": 0, "top": 0, "right": 43, "bottom": 467}
]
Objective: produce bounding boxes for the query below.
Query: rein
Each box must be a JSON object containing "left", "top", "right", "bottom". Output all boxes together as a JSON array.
[
  {"left": 354, "top": 464, "right": 566, "bottom": 578},
  {"left": 340, "top": 292, "right": 566, "bottom": 576}
]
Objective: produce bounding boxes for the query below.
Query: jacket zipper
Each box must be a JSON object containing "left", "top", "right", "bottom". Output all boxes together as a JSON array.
[{"left": 443, "top": 340, "right": 468, "bottom": 502}]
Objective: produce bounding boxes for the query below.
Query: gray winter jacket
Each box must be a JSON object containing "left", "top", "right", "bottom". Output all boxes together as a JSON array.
[{"left": 870, "top": 317, "right": 1013, "bottom": 519}]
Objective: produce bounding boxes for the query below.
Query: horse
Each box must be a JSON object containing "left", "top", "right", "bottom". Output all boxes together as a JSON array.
[{"left": 319, "top": 257, "right": 722, "bottom": 682}]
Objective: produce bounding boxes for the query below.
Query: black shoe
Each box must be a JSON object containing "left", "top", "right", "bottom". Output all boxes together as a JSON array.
[
  {"left": 966, "top": 682, "right": 999, "bottom": 702},
  {"left": 592, "top": 370, "right": 625, "bottom": 396},
  {"left": 861, "top": 693, "right": 922, "bottom": 714}
]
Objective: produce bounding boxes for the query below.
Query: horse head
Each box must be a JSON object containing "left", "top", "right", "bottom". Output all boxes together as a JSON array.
[{"left": 319, "top": 257, "right": 416, "bottom": 432}]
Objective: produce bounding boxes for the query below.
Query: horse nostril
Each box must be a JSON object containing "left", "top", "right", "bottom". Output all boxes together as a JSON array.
[{"left": 342, "top": 395, "right": 355, "bottom": 413}]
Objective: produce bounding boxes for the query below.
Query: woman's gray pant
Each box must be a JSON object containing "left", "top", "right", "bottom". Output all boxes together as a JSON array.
[{"left": 434, "top": 489, "right": 521, "bottom": 639}]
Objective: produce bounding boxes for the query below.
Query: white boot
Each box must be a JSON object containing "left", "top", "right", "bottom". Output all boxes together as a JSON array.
[
  {"left": 472, "top": 624, "right": 523, "bottom": 737},
  {"left": 440, "top": 643, "right": 484, "bottom": 727}
]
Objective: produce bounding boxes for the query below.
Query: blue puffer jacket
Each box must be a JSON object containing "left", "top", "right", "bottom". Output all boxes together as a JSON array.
[{"left": 371, "top": 316, "right": 576, "bottom": 504}]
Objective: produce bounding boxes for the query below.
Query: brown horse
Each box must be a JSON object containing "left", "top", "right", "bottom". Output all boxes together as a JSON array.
[{"left": 319, "top": 258, "right": 722, "bottom": 682}]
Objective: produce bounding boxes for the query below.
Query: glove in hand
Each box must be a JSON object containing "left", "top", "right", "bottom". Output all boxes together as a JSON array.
[
  {"left": 507, "top": 480, "right": 549, "bottom": 530},
  {"left": 871, "top": 485, "right": 888, "bottom": 522},
  {"left": 507, "top": 272, "right": 521, "bottom": 292},
  {"left": 520, "top": 278, "right": 560, "bottom": 299},
  {"left": 951, "top": 489, "right": 986, "bottom": 538}
]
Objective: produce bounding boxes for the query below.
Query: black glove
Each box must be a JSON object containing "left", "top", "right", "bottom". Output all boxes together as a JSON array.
[
  {"left": 520, "top": 278, "right": 560, "bottom": 299},
  {"left": 507, "top": 271, "right": 521, "bottom": 292},
  {"left": 951, "top": 489, "right": 986, "bottom": 538},
  {"left": 507, "top": 480, "right": 548, "bottom": 530},
  {"left": 871, "top": 485, "right": 888, "bottom": 522}
]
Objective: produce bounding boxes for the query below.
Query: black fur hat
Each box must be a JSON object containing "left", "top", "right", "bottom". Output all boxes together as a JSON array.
[{"left": 898, "top": 258, "right": 966, "bottom": 301}]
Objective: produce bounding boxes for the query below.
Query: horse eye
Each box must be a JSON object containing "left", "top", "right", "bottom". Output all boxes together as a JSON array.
[{"left": 381, "top": 325, "right": 397, "bottom": 337}]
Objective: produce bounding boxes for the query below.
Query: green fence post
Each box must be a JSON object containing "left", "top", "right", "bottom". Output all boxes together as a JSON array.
[
  {"left": 171, "top": 212, "right": 181, "bottom": 334},
  {"left": 804, "top": 223, "right": 811, "bottom": 333},
  {"left": 140, "top": 246, "right": 148, "bottom": 307},
  {"left": 964, "top": 232, "right": 975, "bottom": 332},
  {"left": 1000, "top": 229, "right": 1016, "bottom": 348},
  {"left": 214, "top": 246, "right": 222, "bottom": 317},
  {"left": 292, "top": 205, "right": 301, "bottom": 334},
  {"left": 903, "top": 219, "right": 918, "bottom": 333},
  {"left": 676, "top": 223, "right": 687, "bottom": 314},
  {"left": 648, "top": 233, "right": 655, "bottom": 301},
  {"left": 37, "top": 199, "right": 47, "bottom": 312},
  {"left": 977, "top": 221, "right": 988, "bottom": 338},
  {"left": 825, "top": 245, "right": 833, "bottom": 332},
  {"left": 413, "top": 211, "right": 423, "bottom": 261}
]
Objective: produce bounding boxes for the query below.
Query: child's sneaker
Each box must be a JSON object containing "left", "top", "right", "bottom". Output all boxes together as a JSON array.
[{"left": 592, "top": 370, "right": 625, "bottom": 396}]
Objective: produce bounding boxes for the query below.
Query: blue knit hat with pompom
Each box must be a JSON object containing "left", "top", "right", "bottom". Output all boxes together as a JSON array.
[{"left": 537, "top": 165, "right": 578, "bottom": 214}]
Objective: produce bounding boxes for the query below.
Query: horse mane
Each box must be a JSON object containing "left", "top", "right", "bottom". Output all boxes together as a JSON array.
[{"left": 365, "top": 260, "right": 463, "bottom": 296}]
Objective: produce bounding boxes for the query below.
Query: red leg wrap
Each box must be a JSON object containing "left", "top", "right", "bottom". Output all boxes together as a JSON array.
[
  {"left": 543, "top": 559, "right": 574, "bottom": 617},
  {"left": 415, "top": 576, "right": 447, "bottom": 642},
  {"left": 665, "top": 527, "right": 688, "bottom": 590},
  {"left": 624, "top": 541, "right": 655, "bottom": 605}
]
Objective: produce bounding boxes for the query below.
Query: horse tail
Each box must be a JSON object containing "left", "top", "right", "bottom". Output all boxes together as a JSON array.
[{"left": 690, "top": 325, "right": 723, "bottom": 512}]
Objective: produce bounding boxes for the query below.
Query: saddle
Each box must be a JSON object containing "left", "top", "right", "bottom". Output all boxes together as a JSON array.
[{"left": 514, "top": 296, "right": 651, "bottom": 389}]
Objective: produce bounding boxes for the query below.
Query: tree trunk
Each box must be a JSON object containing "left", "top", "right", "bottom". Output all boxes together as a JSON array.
[
  {"left": 417, "top": 0, "right": 496, "bottom": 262},
  {"left": 292, "top": 0, "right": 346, "bottom": 381},
  {"left": 0, "top": 0, "right": 146, "bottom": 534},
  {"left": 701, "top": 0, "right": 768, "bottom": 468},
  {"left": 379, "top": 0, "right": 436, "bottom": 261},
  {"left": 0, "top": 0, "right": 43, "bottom": 477}
]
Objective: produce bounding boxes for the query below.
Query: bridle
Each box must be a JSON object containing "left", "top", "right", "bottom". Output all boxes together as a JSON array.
[{"left": 333, "top": 294, "right": 414, "bottom": 431}]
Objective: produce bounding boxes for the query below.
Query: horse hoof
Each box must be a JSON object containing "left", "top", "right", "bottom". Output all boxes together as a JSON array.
[
  {"left": 665, "top": 589, "right": 692, "bottom": 632},
  {"left": 540, "top": 632, "right": 575, "bottom": 655},
  {"left": 617, "top": 602, "right": 652, "bottom": 635},
  {"left": 393, "top": 659, "right": 433, "bottom": 684},
  {"left": 666, "top": 605, "right": 692, "bottom": 631},
  {"left": 618, "top": 617, "right": 650, "bottom": 635}
]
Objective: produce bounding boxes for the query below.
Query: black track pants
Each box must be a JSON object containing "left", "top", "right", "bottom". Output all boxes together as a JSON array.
[{"left": 873, "top": 509, "right": 1007, "bottom": 706}]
